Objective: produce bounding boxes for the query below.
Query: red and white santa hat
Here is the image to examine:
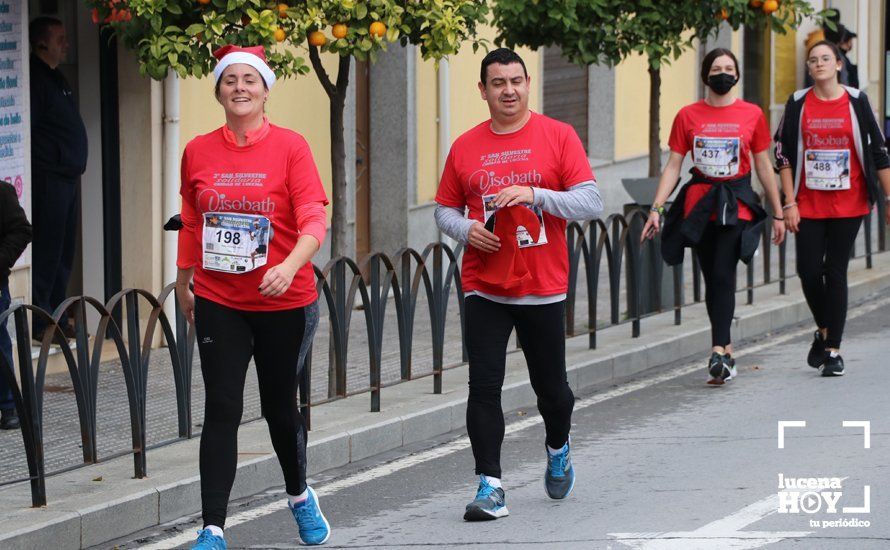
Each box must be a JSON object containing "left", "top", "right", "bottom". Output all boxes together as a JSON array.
[{"left": 212, "top": 45, "right": 276, "bottom": 89}]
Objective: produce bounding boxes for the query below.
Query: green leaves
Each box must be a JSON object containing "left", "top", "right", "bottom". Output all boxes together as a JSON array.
[
  {"left": 493, "top": 0, "right": 825, "bottom": 70},
  {"left": 84, "top": 0, "right": 487, "bottom": 80}
]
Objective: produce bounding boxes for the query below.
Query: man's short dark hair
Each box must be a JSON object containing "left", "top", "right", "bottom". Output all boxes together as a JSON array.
[
  {"left": 29, "top": 16, "right": 63, "bottom": 49},
  {"left": 480, "top": 48, "right": 528, "bottom": 85}
]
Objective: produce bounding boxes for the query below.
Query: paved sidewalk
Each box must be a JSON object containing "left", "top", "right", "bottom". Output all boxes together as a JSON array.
[{"left": 0, "top": 248, "right": 887, "bottom": 549}]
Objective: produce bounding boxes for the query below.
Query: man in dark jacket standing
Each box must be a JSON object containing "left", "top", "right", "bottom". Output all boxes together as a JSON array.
[
  {"left": 837, "top": 27, "right": 859, "bottom": 89},
  {"left": 0, "top": 183, "right": 33, "bottom": 429},
  {"left": 29, "top": 17, "right": 87, "bottom": 339}
]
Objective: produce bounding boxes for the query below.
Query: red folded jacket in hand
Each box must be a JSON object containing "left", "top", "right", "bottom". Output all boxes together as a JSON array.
[{"left": 477, "top": 205, "right": 541, "bottom": 289}]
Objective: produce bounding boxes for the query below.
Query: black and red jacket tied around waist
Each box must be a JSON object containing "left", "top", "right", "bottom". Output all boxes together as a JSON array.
[{"left": 661, "top": 169, "right": 767, "bottom": 266}]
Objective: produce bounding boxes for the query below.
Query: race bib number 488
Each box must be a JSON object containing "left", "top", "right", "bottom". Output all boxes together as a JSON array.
[
  {"left": 202, "top": 212, "right": 271, "bottom": 274},
  {"left": 804, "top": 149, "right": 851, "bottom": 190},
  {"left": 692, "top": 136, "right": 740, "bottom": 178}
]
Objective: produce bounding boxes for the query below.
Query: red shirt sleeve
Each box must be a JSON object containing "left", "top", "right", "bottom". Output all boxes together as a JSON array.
[
  {"left": 296, "top": 202, "right": 328, "bottom": 246},
  {"left": 559, "top": 124, "right": 594, "bottom": 189},
  {"left": 286, "top": 135, "right": 330, "bottom": 210},
  {"left": 177, "top": 146, "right": 201, "bottom": 269},
  {"left": 668, "top": 110, "right": 690, "bottom": 156},
  {"left": 435, "top": 148, "right": 466, "bottom": 208},
  {"left": 750, "top": 112, "right": 771, "bottom": 154}
]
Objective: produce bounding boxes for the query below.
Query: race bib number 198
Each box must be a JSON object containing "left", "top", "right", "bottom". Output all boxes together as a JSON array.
[
  {"left": 692, "top": 136, "right": 740, "bottom": 178},
  {"left": 202, "top": 212, "right": 271, "bottom": 274},
  {"left": 804, "top": 149, "right": 851, "bottom": 190}
]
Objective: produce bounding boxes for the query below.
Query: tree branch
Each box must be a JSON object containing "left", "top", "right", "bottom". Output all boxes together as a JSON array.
[
  {"left": 335, "top": 54, "right": 351, "bottom": 96},
  {"left": 308, "top": 45, "right": 336, "bottom": 98}
]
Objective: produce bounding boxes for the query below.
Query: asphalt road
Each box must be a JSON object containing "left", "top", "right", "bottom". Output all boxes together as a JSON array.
[{"left": 108, "top": 298, "right": 890, "bottom": 550}]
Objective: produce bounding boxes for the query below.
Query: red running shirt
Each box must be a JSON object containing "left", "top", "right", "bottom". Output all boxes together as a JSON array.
[
  {"left": 435, "top": 112, "right": 594, "bottom": 297},
  {"left": 178, "top": 124, "right": 329, "bottom": 311},
  {"left": 796, "top": 91, "right": 869, "bottom": 219},
  {"left": 668, "top": 99, "right": 771, "bottom": 221}
]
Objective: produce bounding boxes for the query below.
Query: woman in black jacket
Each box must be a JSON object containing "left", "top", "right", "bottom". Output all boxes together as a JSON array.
[
  {"left": 0, "top": 182, "right": 33, "bottom": 429},
  {"left": 775, "top": 40, "right": 890, "bottom": 376},
  {"left": 642, "top": 48, "right": 785, "bottom": 386}
]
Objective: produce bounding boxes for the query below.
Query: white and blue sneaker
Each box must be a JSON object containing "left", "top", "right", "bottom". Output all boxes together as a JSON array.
[
  {"left": 463, "top": 476, "right": 509, "bottom": 521},
  {"left": 289, "top": 486, "right": 331, "bottom": 545},
  {"left": 190, "top": 529, "right": 226, "bottom": 550},
  {"left": 545, "top": 440, "right": 575, "bottom": 499}
]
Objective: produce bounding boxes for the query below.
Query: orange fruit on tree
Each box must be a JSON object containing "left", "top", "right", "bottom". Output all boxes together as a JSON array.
[
  {"left": 274, "top": 27, "right": 286, "bottom": 42},
  {"left": 762, "top": 0, "right": 778, "bottom": 14},
  {"left": 749, "top": 0, "right": 763, "bottom": 7},
  {"left": 198, "top": 0, "right": 211, "bottom": 5},
  {"left": 308, "top": 30, "right": 327, "bottom": 47},
  {"left": 719, "top": 8, "right": 729, "bottom": 20},
  {"left": 278, "top": 3, "right": 289, "bottom": 18},
  {"left": 369, "top": 21, "right": 386, "bottom": 38},
  {"left": 332, "top": 23, "right": 348, "bottom": 39}
]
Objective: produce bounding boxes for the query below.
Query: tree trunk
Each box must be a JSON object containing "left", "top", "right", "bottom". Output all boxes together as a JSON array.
[
  {"left": 329, "top": 89, "right": 348, "bottom": 258},
  {"left": 648, "top": 65, "right": 662, "bottom": 178},
  {"left": 309, "top": 48, "right": 352, "bottom": 259}
]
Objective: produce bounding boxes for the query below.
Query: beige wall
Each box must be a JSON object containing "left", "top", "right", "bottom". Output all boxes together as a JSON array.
[
  {"left": 614, "top": 45, "right": 699, "bottom": 160},
  {"left": 415, "top": 26, "right": 542, "bottom": 204},
  {"left": 119, "top": 51, "right": 163, "bottom": 295},
  {"left": 774, "top": 29, "right": 798, "bottom": 109},
  {"left": 416, "top": 55, "right": 438, "bottom": 205}
]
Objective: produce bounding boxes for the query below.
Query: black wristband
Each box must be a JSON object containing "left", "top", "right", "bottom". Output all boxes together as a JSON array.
[{"left": 772, "top": 215, "right": 784, "bottom": 221}]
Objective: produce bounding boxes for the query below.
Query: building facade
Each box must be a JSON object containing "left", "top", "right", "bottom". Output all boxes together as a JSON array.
[{"left": 3, "top": 0, "right": 887, "bottom": 320}]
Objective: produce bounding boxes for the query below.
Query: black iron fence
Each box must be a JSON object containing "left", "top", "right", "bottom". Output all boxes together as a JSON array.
[{"left": 1, "top": 207, "right": 886, "bottom": 507}]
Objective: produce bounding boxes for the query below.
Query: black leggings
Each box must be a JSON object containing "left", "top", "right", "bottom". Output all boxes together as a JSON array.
[
  {"left": 694, "top": 221, "right": 746, "bottom": 348},
  {"left": 194, "top": 296, "right": 318, "bottom": 528},
  {"left": 795, "top": 216, "right": 863, "bottom": 349},
  {"left": 465, "top": 296, "right": 574, "bottom": 479}
]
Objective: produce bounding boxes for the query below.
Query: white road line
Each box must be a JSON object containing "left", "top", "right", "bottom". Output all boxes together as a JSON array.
[
  {"left": 137, "top": 296, "right": 890, "bottom": 549},
  {"left": 609, "top": 493, "right": 812, "bottom": 550}
]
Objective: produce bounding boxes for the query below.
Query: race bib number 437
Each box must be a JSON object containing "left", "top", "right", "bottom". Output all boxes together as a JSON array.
[
  {"left": 692, "top": 136, "right": 740, "bottom": 178},
  {"left": 804, "top": 149, "right": 851, "bottom": 190},
  {"left": 202, "top": 212, "right": 271, "bottom": 274}
]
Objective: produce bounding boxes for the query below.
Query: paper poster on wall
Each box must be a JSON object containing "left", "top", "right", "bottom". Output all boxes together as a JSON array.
[{"left": 0, "top": 0, "right": 29, "bottom": 267}]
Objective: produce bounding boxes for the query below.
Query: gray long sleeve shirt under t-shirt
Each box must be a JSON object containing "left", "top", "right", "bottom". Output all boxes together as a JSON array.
[
  {"left": 434, "top": 180, "right": 603, "bottom": 244},
  {"left": 434, "top": 180, "right": 603, "bottom": 305}
]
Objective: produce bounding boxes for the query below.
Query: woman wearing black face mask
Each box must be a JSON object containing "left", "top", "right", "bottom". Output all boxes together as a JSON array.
[{"left": 642, "top": 48, "right": 785, "bottom": 385}]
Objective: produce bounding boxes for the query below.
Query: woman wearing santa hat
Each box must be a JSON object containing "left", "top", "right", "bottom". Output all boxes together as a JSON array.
[{"left": 176, "top": 44, "right": 331, "bottom": 548}]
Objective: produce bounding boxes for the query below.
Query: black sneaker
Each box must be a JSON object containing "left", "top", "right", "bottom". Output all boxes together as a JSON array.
[
  {"left": 807, "top": 331, "right": 828, "bottom": 368},
  {"left": 31, "top": 324, "right": 78, "bottom": 344},
  {"left": 820, "top": 354, "right": 845, "bottom": 377},
  {"left": 544, "top": 440, "right": 575, "bottom": 500},
  {"left": 707, "top": 352, "right": 736, "bottom": 385},
  {"left": 0, "top": 408, "right": 20, "bottom": 430},
  {"left": 464, "top": 476, "right": 508, "bottom": 521}
]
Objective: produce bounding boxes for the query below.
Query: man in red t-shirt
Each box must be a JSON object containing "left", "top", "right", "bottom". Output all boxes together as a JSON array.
[{"left": 434, "top": 48, "right": 603, "bottom": 521}]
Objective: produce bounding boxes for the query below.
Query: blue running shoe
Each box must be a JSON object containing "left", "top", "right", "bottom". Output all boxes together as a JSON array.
[
  {"left": 289, "top": 486, "right": 331, "bottom": 545},
  {"left": 463, "top": 476, "right": 508, "bottom": 521},
  {"left": 545, "top": 441, "right": 575, "bottom": 499},
  {"left": 191, "top": 529, "right": 226, "bottom": 550}
]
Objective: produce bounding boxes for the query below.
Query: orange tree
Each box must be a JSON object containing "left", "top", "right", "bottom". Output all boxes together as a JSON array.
[
  {"left": 87, "top": 0, "right": 489, "bottom": 257},
  {"left": 493, "top": 0, "right": 833, "bottom": 177}
]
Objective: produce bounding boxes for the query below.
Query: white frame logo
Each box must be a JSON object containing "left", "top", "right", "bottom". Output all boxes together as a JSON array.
[{"left": 776, "top": 421, "right": 871, "bottom": 524}]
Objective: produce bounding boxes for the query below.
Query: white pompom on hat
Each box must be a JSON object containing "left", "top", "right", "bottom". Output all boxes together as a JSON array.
[{"left": 212, "top": 45, "right": 276, "bottom": 89}]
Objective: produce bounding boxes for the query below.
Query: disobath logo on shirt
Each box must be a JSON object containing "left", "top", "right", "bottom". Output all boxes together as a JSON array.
[
  {"left": 468, "top": 168, "right": 543, "bottom": 197},
  {"left": 197, "top": 188, "right": 276, "bottom": 214}
]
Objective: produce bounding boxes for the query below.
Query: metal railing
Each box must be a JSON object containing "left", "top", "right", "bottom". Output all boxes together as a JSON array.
[{"left": 1, "top": 206, "right": 886, "bottom": 507}]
